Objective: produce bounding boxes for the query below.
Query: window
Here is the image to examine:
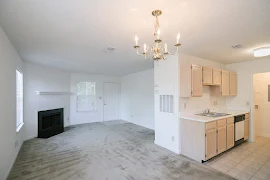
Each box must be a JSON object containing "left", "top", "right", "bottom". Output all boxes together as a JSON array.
[
  {"left": 16, "top": 70, "right": 23, "bottom": 132},
  {"left": 76, "top": 82, "right": 96, "bottom": 112}
]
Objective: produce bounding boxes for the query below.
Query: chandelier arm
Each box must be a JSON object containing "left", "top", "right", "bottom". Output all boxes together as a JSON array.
[
  {"left": 136, "top": 48, "right": 145, "bottom": 56},
  {"left": 167, "top": 46, "right": 179, "bottom": 55}
]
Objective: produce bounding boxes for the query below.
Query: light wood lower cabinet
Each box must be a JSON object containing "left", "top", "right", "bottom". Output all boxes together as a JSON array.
[
  {"left": 181, "top": 114, "right": 248, "bottom": 162},
  {"left": 227, "top": 123, "right": 235, "bottom": 149},
  {"left": 205, "top": 117, "right": 235, "bottom": 160},
  {"left": 217, "top": 125, "right": 227, "bottom": 154},
  {"left": 205, "top": 128, "right": 217, "bottom": 160},
  {"left": 244, "top": 120, "right": 249, "bottom": 140}
]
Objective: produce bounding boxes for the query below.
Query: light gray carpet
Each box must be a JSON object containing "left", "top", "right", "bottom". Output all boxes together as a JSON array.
[{"left": 8, "top": 121, "right": 235, "bottom": 180}]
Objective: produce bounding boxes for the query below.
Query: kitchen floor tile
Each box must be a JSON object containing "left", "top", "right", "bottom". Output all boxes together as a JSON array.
[
  {"left": 253, "top": 171, "right": 269, "bottom": 180},
  {"left": 206, "top": 136, "right": 270, "bottom": 179},
  {"left": 236, "top": 172, "right": 253, "bottom": 180}
]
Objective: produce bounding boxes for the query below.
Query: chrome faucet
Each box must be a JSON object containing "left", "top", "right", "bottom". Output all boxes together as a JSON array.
[{"left": 204, "top": 108, "right": 210, "bottom": 114}]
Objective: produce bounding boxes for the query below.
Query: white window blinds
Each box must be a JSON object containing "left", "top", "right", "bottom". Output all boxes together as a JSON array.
[
  {"left": 76, "top": 82, "right": 96, "bottom": 112},
  {"left": 16, "top": 70, "right": 23, "bottom": 131}
]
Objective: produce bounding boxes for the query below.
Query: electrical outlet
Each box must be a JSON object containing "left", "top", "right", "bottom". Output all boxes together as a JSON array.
[
  {"left": 246, "top": 101, "right": 250, "bottom": 106},
  {"left": 171, "top": 136, "right": 175, "bottom": 142},
  {"left": 183, "top": 103, "right": 186, "bottom": 109},
  {"left": 214, "top": 101, "right": 218, "bottom": 106}
]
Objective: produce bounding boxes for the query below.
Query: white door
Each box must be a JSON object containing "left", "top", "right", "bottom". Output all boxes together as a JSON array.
[
  {"left": 103, "top": 83, "right": 120, "bottom": 121},
  {"left": 253, "top": 73, "right": 270, "bottom": 138}
]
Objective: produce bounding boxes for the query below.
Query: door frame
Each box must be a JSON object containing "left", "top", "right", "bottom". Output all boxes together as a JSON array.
[{"left": 103, "top": 82, "right": 121, "bottom": 122}]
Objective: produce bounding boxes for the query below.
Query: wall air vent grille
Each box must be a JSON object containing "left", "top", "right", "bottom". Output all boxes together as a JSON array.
[
  {"left": 159, "top": 95, "right": 174, "bottom": 113},
  {"left": 107, "top": 47, "right": 116, "bottom": 51},
  {"left": 105, "top": 47, "right": 116, "bottom": 54}
]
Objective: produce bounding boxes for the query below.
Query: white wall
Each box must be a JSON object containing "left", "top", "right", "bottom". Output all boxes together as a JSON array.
[
  {"left": 226, "top": 56, "right": 270, "bottom": 142},
  {"left": 254, "top": 72, "right": 270, "bottom": 138},
  {"left": 24, "top": 62, "right": 71, "bottom": 140},
  {"left": 0, "top": 26, "right": 24, "bottom": 180},
  {"left": 179, "top": 53, "right": 227, "bottom": 113},
  {"left": 121, "top": 69, "right": 154, "bottom": 130},
  {"left": 154, "top": 55, "right": 180, "bottom": 154},
  {"left": 70, "top": 73, "right": 121, "bottom": 125}
]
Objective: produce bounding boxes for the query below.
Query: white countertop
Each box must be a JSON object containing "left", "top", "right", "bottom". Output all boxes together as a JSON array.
[{"left": 179, "top": 110, "right": 250, "bottom": 122}]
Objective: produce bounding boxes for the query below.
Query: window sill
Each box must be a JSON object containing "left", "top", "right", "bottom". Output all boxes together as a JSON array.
[{"left": 16, "top": 123, "right": 24, "bottom": 133}]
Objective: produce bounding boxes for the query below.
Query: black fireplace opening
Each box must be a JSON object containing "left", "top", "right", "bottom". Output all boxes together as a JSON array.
[{"left": 38, "top": 108, "right": 64, "bottom": 138}]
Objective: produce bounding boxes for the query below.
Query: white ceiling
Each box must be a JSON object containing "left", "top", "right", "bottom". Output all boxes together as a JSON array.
[{"left": 0, "top": 0, "right": 270, "bottom": 75}]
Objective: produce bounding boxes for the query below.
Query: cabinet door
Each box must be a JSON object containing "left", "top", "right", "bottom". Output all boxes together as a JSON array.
[
  {"left": 221, "top": 71, "right": 230, "bottom": 96},
  {"left": 213, "top": 69, "right": 221, "bottom": 85},
  {"left": 244, "top": 120, "right": 249, "bottom": 140},
  {"left": 230, "top": 72, "right": 237, "bottom": 96},
  {"left": 217, "top": 126, "right": 227, "bottom": 154},
  {"left": 180, "top": 63, "right": 192, "bottom": 97},
  {"left": 205, "top": 129, "right": 217, "bottom": 160},
  {"left": 203, "top": 67, "right": 213, "bottom": 85},
  {"left": 191, "top": 65, "right": 202, "bottom": 97},
  {"left": 227, "top": 123, "right": 235, "bottom": 149}
]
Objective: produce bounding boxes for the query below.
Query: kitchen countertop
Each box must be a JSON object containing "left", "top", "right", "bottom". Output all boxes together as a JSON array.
[{"left": 179, "top": 110, "right": 250, "bottom": 122}]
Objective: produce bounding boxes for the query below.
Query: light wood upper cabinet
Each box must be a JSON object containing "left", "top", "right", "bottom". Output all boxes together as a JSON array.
[
  {"left": 191, "top": 65, "right": 202, "bottom": 97},
  {"left": 179, "top": 63, "right": 192, "bottom": 97},
  {"left": 230, "top": 72, "right": 237, "bottom": 96},
  {"left": 202, "top": 67, "right": 213, "bottom": 85},
  {"left": 205, "top": 128, "right": 217, "bottom": 160},
  {"left": 212, "top": 69, "right": 221, "bottom": 85},
  {"left": 179, "top": 62, "right": 237, "bottom": 97},
  {"left": 221, "top": 71, "right": 230, "bottom": 96},
  {"left": 227, "top": 118, "right": 235, "bottom": 149},
  {"left": 244, "top": 120, "right": 249, "bottom": 140}
]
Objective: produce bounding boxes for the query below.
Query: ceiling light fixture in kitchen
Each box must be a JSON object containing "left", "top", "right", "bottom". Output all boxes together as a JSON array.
[{"left": 254, "top": 47, "right": 270, "bottom": 57}]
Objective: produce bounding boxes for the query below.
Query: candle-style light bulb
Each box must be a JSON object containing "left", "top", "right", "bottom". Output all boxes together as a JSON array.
[
  {"left": 135, "top": 36, "right": 139, "bottom": 46},
  {"left": 144, "top": 43, "right": 147, "bottom": 53},
  {"left": 164, "top": 43, "right": 168, "bottom": 53},
  {"left": 177, "top": 33, "right": 180, "bottom": 44}
]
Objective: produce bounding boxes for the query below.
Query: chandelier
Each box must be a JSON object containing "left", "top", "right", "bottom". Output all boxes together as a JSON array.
[{"left": 133, "top": 10, "right": 181, "bottom": 61}]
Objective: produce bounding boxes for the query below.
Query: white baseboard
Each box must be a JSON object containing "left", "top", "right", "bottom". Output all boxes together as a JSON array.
[
  {"left": 5, "top": 141, "right": 24, "bottom": 180},
  {"left": 24, "top": 135, "right": 37, "bottom": 141},
  {"left": 154, "top": 141, "right": 180, "bottom": 154},
  {"left": 121, "top": 119, "right": 154, "bottom": 131}
]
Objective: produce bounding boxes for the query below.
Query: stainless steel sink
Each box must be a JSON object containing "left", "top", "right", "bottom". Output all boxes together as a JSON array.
[{"left": 195, "top": 112, "right": 231, "bottom": 117}]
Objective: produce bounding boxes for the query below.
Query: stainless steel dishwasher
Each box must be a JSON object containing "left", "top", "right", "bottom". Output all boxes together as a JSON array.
[{"left": 234, "top": 114, "right": 245, "bottom": 146}]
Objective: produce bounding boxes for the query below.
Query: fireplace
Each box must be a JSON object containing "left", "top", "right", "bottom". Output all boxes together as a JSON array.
[{"left": 38, "top": 108, "right": 64, "bottom": 138}]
